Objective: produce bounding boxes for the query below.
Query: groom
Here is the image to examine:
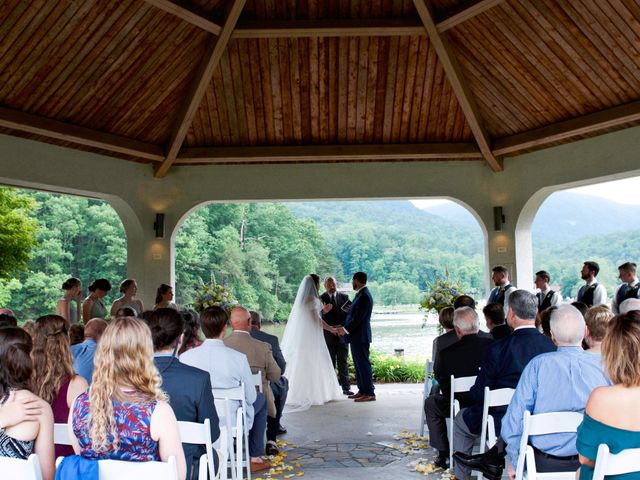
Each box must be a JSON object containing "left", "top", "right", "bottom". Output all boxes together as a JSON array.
[{"left": 339, "top": 272, "right": 375, "bottom": 402}]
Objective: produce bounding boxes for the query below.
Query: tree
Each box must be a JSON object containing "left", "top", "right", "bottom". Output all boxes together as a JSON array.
[{"left": 0, "top": 187, "right": 38, "bottom": 279}]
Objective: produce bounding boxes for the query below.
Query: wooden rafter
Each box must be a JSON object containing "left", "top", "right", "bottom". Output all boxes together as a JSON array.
[
  {"left": 176, "top": 143, "right": 483, "bottom": 164},
  {"left": 154, "top": 0, "right": 246, "bottom": 178},
  {"left": 493, "top": 100, "right": 640, "bottom": 156},
  {"left": 413, "top": 0, "right": 502, "bottom": 172},
  {"left": 436, "top": 0, "right": 505, "bottom": 32},
  {"left": 143, "top": 0, "right": 222, "bottom": 35},
  {"left": 0, "top": 107, "right": 164, "bottom": 162}
]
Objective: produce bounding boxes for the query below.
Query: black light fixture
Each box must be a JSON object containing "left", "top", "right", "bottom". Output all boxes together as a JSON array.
[
  {"left": 154, "top": 213, "right": 165, "bottom": 239},
  {"left": 493, "top": 206, "right": 505, "bottom": 231}
]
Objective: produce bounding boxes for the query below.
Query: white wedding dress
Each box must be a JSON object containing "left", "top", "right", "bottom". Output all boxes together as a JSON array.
[{"left": 281, "top": 276, "right": 342, "bottom": 411}]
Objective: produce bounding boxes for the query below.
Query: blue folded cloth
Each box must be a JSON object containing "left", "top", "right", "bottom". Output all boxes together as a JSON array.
[{"left": 55, "top": 455, "right": 99, "bottom": 480}]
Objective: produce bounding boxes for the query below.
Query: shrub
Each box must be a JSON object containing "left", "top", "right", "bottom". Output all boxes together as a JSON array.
[{"left": 347, "top": 349, "right": 425, "bottom": 384}]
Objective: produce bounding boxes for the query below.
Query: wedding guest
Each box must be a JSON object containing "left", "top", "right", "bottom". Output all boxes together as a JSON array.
[
  {"left": 482, "top": 302, "right": 512, "bottom": 340},
  {"left": 431, "top": 307, "right": 457, "bottom": 371},
  {"left": 68, "top": 317, "right": 186, "bottom": 479},
  {"left": 71, "top": 318, "right": 108, "bottom": 384},
  {"left": 0, "top": 312, "right": 17, "bottom": 328},
  {"left": 82, "top": 278, "right": 111, "bottom": 321},
  {"left": 154, "top": 284, "right": 177, "bottom": 310},
  {"left": 21, "top": 320, "right": 36, "bottom": 338},
  {"left": 572, "top": 301, "right": 589, "bottom": 318},
  {"left": 69, "top": 324, "right": 84, "bottom": 346},
  {"left": 584, "top": 305, "right": 613, "bottom": 354},
  {"left": 56, "top": 277, "right": 82, "bottom": 324},
  {"left": 115, "top": 306, "right": 136, "bottom": 318},
  {"left": 178, "top": 310, "right": 203, "bottom": 355},
  {"left": 619, "top": 297, "right": 640, "bottom": 315},
  {"left": 110, "top": 279, "right": 144, "bottom": 317},
  {"left": 148, "top": 308, "right": 220, "bottom": 479},
  {"left": 577, "top": 311, "right": 640, "bottom": 480},
  {"left": 454, "top": 295, "right": 476, "bottom": 309},
  {"left": 31, "top": 315, "right": 88, "bottom": 457},
  {"left": 0, "top": 327, "right": 55, "bottom": 480},
  {"left": 537, "top": 306, "right": 558, "bottom": 338}
]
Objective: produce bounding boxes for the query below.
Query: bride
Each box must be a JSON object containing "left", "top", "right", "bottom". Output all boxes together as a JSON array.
[{"left": 281, "top": 274, "right": 343, "bottom": 410}]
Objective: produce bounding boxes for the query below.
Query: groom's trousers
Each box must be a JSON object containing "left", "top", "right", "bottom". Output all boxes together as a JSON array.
[
  {"left": 350, "top": 342, "right": 375, "bottom": 396},
  {"left": 324, "top": 330, "right": 350, "bottom": 391}
]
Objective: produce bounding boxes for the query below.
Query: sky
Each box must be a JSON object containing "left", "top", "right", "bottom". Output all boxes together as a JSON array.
[{"left": 411, "top": 176, "right": 640, "bottom": 209}]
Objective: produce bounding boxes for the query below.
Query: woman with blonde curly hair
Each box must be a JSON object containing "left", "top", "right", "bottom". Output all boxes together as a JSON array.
[
  {"left": 68, "top": 316, "right": 186, "bottom": 479},
  {"left": 31, "top": 315, "right": 87, "bottom": 457}
]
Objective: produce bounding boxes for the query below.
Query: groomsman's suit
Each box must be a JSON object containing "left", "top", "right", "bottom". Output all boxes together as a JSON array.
[
  {"left": 344, "top": 285, "right": 375, "bottom": 398},
  {"left": 320, "top": 289, "right": 351, "bottom": 393}
]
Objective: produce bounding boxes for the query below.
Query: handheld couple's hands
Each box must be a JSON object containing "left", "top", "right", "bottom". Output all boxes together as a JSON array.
[
  {"left": 0, "top": 391, "right": 44, "bottom": 428},
  {"left": 332, "top": 326, "right": 347, "bottom": 337}
]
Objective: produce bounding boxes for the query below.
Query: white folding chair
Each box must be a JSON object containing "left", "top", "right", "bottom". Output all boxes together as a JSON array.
[
  {"left": 56, "top": 455, "right": 178, "bottom": 480},
  {"left": 179, "top": 419, "right": 225, "bottom": 480},
  {"left": 592, "top": 444, "right": 640, "bottom": 480},
  {"left": 213, "top": 384, "right": 251, "bottom": 480},
  {"left": 514, "top": 411, "right": 583, "bottom": 480},
  {"left": 213, "top": 426, "right": 230, "bottom": 480},
  {"left": 479, "top": 386, "right": 515, "bottom": 454},
  {"left": 1, "top": 454, "right": 43, "bottom": 480},
  {"left": 252, "top": 371, "right": 263, "bottom": 393},
  {"left": 449, "top": 374, "right": 478, "bottom": 468},
  {"left": 54, "top": 423, "right": 72, "bottom": 446},
  {"left": 419, "top": 360, "right": 434, "bottom": 436}
]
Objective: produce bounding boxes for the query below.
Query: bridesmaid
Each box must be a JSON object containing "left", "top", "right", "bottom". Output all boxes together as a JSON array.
[
  {"left": 110, "top": 279, "right": 144, "bottom": 317},
  {"left": 82, "top": 278, "right": 111, "bottom": 321},
  {"left": 56, "top": 277, "right": 82, "bottom": 324}
]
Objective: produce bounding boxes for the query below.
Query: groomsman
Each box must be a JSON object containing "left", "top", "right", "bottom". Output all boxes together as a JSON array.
[
  {"left": 534, "top": 270, "right": 562, "bottom": 312},
  {"left": 488, "top": 266, "right": 516, "bottom": 314},
  {"left": 612, "top": 262, "right": 640, "bottom": 314},
  {"left": 320, "top": 277, "right": 352, "bottom": 395},
  {"left": 576, "top": 261, "right": 607, "bottom": 307}
]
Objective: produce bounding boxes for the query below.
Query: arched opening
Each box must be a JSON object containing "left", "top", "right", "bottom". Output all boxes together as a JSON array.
[
  {"left": 173, "top": 197, "right": 486, "bottom": 359},
  {"left": 0, "top": 185, "right": 128, "bottom": 320}
]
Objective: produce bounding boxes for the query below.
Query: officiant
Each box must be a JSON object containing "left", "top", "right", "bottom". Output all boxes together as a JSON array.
[{"left": 320, "top": 277, "right": 353, "bottom": 395}]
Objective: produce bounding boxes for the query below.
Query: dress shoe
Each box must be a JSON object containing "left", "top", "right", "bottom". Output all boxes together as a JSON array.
[
  {"left": 434, "top": 452, "right": 449, "bottom": 469},
  {"left": 354, "top": 395, "right": 376, "bottom": 402},
  {"left": 265, "top": 440, "right": 279, "bottom": 456},
  {"left": 452, "top": 448, "right": 504, "bottom": 480},
  {"left": 250, "top": 460, "right": 271, "bottom": 474},
  {"left": 343, "top": 389, "right": 355, "bottom": 396},
  {"left": 348, "top": 392, "right": 363, "bottom": 399},
  {"left": 277, "top": 424, "right": 287, "bottom": 435}
]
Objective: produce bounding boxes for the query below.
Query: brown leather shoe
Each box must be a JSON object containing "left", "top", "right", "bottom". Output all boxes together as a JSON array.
[
  {"left": 348, "top": 392, "right": 363, "bottom": 399},
  {"left": 354, "top": 395, "right": 376, "bottom": 402},
  {"left": 250, "top": 460, "right": 271, "bottom": 473}
]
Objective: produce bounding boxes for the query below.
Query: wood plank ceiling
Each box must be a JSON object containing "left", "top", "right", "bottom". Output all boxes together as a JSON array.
[{"left": 1, "top": 0, "right": 640, "bottom": 177}]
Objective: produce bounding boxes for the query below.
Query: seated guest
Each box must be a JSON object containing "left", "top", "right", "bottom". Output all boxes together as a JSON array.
[
  {"left": 148, "top": 308, "right": 219, "bottom": 480},
  {"left": 482, "top": 303, "right": 512, "bottom": 340},
  {"left": 425, "top": 307, "right": 494, "bottom": 469},
  {"left": 110, "top": 279, "right": 144, "bottom": 317},
  {"left": 115, "top": 306, "right": 136, "bottom": 318},
  {"left": 536, "top": 306, "right": 558, "bottom": 338},
  {"left": 577, "top": 311, "right": 640, "bottom": 480},
  {"left": 250, "top": 310, "right": 289, "bottom": 452},
  {"left": 0, "top": 312, "right": 17, "bottom": 328},
  {"left": 454, "top": 295, "right": 476, "bottom": 309},
  {"left": 0, "top": 327, "right": 55, "bottom": 480},
  {"left": 571, "top": 301, "right": 589, "bottom": 318},
  {"left": 431, "top": 307, "right": 457, "bottom": 371},
  {"left": 82, "top": 278, "right": 111, "bottom": 321},
  {"left": 56, "top": 277, "right": 82, "bottom": 324},
  {"left": 224, "top": 307, "right": 281, "bottom": 456},
  {"left": 31, "top": 315, "right": 88, "bottom": 458},
  {"left": 69, "top": 324, "right": 84, "bottom": 346},
  {"left": 452, "top": 290, "right": 555, "bottom": 480},
  {"left": 71, "top": 318, "right": 108, "bottom": 384},
  {"left": 179, "top": 310, "right": 203, "bottom": 354},
  {"left": 619, "top": 297, "right": 640, "bottom": 314},
  {"left": 180, "top": 307, "right": 270, "bottom": 473},
  {"left": 21, "top": 320, "right": 36, "bottom": 338},
  {"left": 69, "top": 317, "right": 186, "bottom": 479},
  {"left": 584, "top": 305, "right": 613, "bottom": 354}
]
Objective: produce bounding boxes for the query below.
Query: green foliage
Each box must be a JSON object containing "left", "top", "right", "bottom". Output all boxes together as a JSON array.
[
  {"left": 369, "top": 351, "right": 425, "bottom": 383},
  {"left": 0, "top": 187, "right": 38, "bottom": 279},
  {"left": 367, "top": 280, "right": 422, "bottom": 305},
  {"left": 420, "top": 273, "right": 465, "bottom": 313}
]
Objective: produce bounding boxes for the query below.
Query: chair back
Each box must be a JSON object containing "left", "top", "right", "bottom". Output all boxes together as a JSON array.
[
  {"left": 515, "top": 411, "right": 584, "bottom": 480},
  {"left": 592, "top": 444, "right": 640, "bottom": 480},
  {"left": 448, "top": 375, "right": 477, "bottom": 468},
  {"left": 479, "top": 386, "right": 515, "bottom": 454},
  {"left": 419, "top": 360, "right": 434, "bottom": 436},
  {"left": 252, "top": 371, "right": 263, "bottom": 393},
  {"left": 54, "top": 423, "right": 72, "bottom": 446},
  {"left": 212, "top": 385, "right": 250, "bottom": 480},
  {"left": 178, "top": 419, "right": 215, "bottom": 480},
  {"left": 97, "top": 456, "right": 178, "bottom": 480},
  {"left": 0, "top": 454, "right": 43, "bottom": 480}
]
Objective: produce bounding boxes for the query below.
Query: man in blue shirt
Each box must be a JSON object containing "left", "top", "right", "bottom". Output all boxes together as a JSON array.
[{"left": 70, "top": 318, "right": 107, "bottom": 384}]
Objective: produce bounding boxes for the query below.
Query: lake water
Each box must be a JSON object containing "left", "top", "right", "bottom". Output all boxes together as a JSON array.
[{"left": 263, "top": 310, "right": 443, "bottom": 361}]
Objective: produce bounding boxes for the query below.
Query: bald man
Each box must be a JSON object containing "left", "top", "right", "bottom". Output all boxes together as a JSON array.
[{"left": 71, "top": 318, "right": 108, "bottom": 384}]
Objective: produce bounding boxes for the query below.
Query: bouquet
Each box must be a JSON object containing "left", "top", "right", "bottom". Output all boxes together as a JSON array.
[
  {"left": 419, "top": 277, "right": 463, "bottom": 313},
  {"left": 192, "top": 275, "right": 238, "bottom": 313}
]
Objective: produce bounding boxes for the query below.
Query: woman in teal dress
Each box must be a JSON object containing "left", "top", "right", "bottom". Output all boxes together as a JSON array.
[
  {"left": 82, "top": 278, "right": 112, "bottom": 321},
  {"left": 577, "top": 310, "right": 640, "bottom": 480}
]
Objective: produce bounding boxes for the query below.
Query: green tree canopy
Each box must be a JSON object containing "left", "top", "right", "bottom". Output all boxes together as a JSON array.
[{"left": 0, "top": 187, "right": 38, "bottom": 279}]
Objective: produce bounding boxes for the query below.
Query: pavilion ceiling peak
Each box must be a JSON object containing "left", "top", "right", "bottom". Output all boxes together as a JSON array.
[
  {"left": 154, "top": 0, "right": 246, "bottom": 178},
  {"left": 413, "top": 0, "right": 503, "bottom": 172}
]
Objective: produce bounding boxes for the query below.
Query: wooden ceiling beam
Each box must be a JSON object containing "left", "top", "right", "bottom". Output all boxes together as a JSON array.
[
  {"left": 175, "top": 143, "right": 483, "bottom": 164},
  {"left": 413, "top": 0, "right": 502, "bottom": 172},
  {"left": 154, "top": 0, "right": 246, "bottom": 178},
  {"left": 143, "top": 0, "right": 222, "bottom": 35},
  {"left": 0, "top": 107, "right": 164, "bottom": 162},
  {"left": 232, "top": 19, "right": 425, "bottom": 38},
  {"left": 436, "top": 0, "right": 505, "bottom": 32},
  {"left": 493, "top": 100, "right": 640, "bottom": 156}
]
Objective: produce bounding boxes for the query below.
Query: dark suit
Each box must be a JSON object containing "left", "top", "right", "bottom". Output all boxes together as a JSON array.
[
  {"left": 425, "top": 333, "right": 494, "bottom": 453},
  {"left": 154, "top": 356, "right": 220, "bottom": 480},
  {"left": 250, "top": 328, "right": 289, "bottom": 441},
  {"left": 490, "top": 323, "right": 512, "bottom": 341},
  {"left": 431, "top": 330, "right": 458, "bottom": 374},
  {"left": 320, "top": 291, "right": 350, "bottom": 391},
  {"left": 344, "top": 286, "right": 374, "bottom": 396},
  {"left": 462, "top": 327, "right": 556, "bottom": 435}
]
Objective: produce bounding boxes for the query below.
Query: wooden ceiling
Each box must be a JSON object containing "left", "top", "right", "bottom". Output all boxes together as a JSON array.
[{"left": 1, "top": 0, "right": 640, "bottom": 177}]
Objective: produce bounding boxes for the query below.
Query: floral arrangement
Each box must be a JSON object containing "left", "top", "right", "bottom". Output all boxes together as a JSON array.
[
  {"left": 419, "top": 273, "right": 464, "bottom": 314},
  {"left": 192, "top": 276, "right": 238, "bottom": 313}
]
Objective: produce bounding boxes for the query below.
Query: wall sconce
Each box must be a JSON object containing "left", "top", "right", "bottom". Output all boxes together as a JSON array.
[
  {"left": 493, "top": 206, "right": 505, "bottom": 232},
  {"left": 154, "top": 213, "right": 165, "bottom": 239}
]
